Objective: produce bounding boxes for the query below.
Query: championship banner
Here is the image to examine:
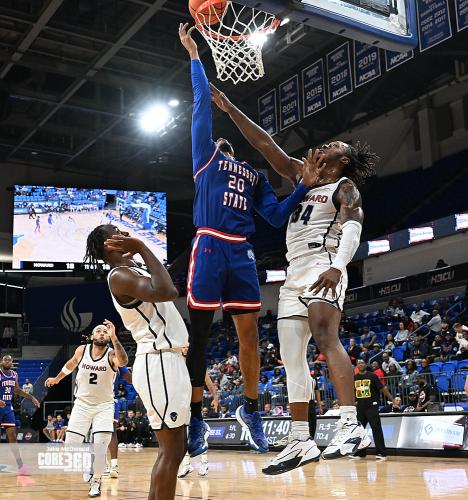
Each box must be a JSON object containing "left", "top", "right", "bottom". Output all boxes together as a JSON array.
[
  {"left": 279, "top": 75, "right": 300, "bottom": 130},
  {"left": 385, "top": 49, "right": 415, "bottom": 71},
  {"left": 417, "top": 0, "right": 452, "bottom": 52},
  {"left": 454, "top": 0, "right": 468, "bottom": 32},
  {"left": 258, "top": 89, "right": 278, "bottom": 136},
  {"left": 354, "top": 41, "right": 381, "bottom": 88},
  {"left": 326, "top": 42, "right": 353, "bottom": 103},
  {"left": 302, "top": 59, "right": 326, "bottom": 117}
]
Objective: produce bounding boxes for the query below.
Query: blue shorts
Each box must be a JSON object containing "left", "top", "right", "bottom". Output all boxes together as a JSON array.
[
  {"left": 187, "top": 228, "right": 261, "bottom": 311},
  {"left": 0, "top": 405, "right": 16, "bottom": 427}
]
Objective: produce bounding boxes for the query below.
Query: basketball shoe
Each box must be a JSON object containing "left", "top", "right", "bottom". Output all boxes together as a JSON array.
[
  {"left": 16, "top": 464, "right": 32, "bottom": 476},
  {"left": 178, "top": 463, "right": 194, "bottom": 478},
  {"left": 198, "top": 453, "right": 208, "bottom": 477},
  {"left": 88, "top": 476, "right": 101, "bottom": 497},
  {"left": 321, "top": 421, "right": 371, "bottom": 459},
  {"left": 110, "top": 464, "right": 119, "bottom": 478},
  {"left": 187, "top": 417, "right": 210, "bottom": 457},
  {"left": 235, "top": 405, "right": 268, "bottom": 453},
  {"left": 262, "top": 436, "right": 321, "bottom": 475}
]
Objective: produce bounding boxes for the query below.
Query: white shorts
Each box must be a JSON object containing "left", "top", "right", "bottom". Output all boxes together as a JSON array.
[
  {"left": 278, "top": 251, "right": 348, "bottom": 318},
  {"left": 67, "top": 400, "right": 114, "bottom": 439},
  {"left": 132, "top": 351, "right": 191, "bottom": 431}
]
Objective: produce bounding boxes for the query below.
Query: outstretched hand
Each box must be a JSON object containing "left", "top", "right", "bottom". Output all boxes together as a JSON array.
[
  {"left": 300, "top": 148, "right": 326, "bottom": 187},
  {"left": 179, "top": 22, "right": 198, "bottom": 56},
  {"left": 210, "top": 83, "right": 233, "bottom": 113},
  {"left": 104, "top": 234, "right": 146, "bottom": 258}
]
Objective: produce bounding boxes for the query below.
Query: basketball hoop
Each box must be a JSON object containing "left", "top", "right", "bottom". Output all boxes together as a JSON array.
[{"left": 193, "top": 1, "right": 280, "bottom": 84}]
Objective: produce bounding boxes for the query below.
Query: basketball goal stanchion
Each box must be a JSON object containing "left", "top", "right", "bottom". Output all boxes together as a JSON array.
[{"left": 190, "top": 0, "right": 281, "bottom": 84}]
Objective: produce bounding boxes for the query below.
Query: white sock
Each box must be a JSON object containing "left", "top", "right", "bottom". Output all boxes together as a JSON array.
[
  {"left": 339, "top": 406, "right": 357, "bottom": 424},
  {"left": 291, "top": 421, "right": 310, "bottom": 441},
  {"left": 111, "top": 459, "right": 118, "bottom": 467}
]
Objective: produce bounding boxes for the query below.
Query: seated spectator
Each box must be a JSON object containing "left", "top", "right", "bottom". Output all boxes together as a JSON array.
[
  {"left": 258, "top": 374, "right": 272, "bottom": 394},
  {"left": 360, "top": 325, "right": 377, "bottom": 348},
  {"left": 407, "top": 338, "right": 429, "bottom": 361},
  {"left": 226, "top": 350, "right": 238, "bottom": 366},
  {"left": 325, "top": 400, "right": 340, "bottom": 416},
  {"left": 382, "top": 396, "right": 404, "bottom": 413},
  {"left": 441, "top": 333, "right": 458, "bottom": 359},
  {"left": 439, "top": 321, "right": 451, "bottom": 338},
  {"left": 384, "top": 333, "right": 396, "bottom": 352},
  {"left": 369, "top": 344, "right": 383, "bottom": 365},
  {"left": 426, "top": 309, "right": 442, "bottom": 339},
  {"left": 418, "top": 358, "right": 434, "bottom": 384},
  {"left": 22, "top": 378, "right": 33, "bottom": 395},
  {"left": 311, "top": 362, "right": 323, "bottom": 378},
  {"left": 271, "top": 368, "right": 285, "bottom": 386},
  {"left": 386, "top": 364, "right": 402, "bottom": 394},
  {"left": 370, "top": 361, "right": 387, "bottom": 386},
  {"left": 262, "top": 346, "right": 282, "bottom": 371},
  {"left": 134, "top": 411, "right": 150, "bottom": 447},
  {"left": 381, "top": 351, "right": 403, "bottom": 374},
  {"left": 262, "top": 402, "right": 273, "bottom": 416},
  {"left": 43, "top": 414, "right": 55, "bottom": 441},
  {"left": 402, "top": 360, "right": 419, "bottom": 392},
  {"left": 411, "top": 305, "right": 430, "bottom": 324},
  {"left": 117, "top": 412, "right": 128, "bottom": 447},
  {"left": 385, "top": 299, "right": 405, "bottom": 319},
  {"left": 347, "top": 338, "right": 361, "bottom": 364},
  {"left": 430, "top": 335, "right": 443, "bottom": 359},
  {"left": 54, "top": 414, "right": 66, "bottom": 442},
  {"left": 219, "top": 404, "right": 231, "bottom": 418},
  {"left": 394, "top": 322, "right": 409, "bottom": 345},
  {"left": 454, "top": 323, "right": 468, "bottom": 356},
  {"left": 358, "top": 346, "right": 370, "bottom": 363},
  {"left": 416, "top": 375, "right": 441, "bottom": 412}
]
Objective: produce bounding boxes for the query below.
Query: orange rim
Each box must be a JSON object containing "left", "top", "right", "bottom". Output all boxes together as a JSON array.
[{"left": 194, "top": 0, "right": 280, "bottom": 41}]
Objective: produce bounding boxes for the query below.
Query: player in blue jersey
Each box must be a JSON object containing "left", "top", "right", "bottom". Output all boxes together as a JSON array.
[
  {"left": 1, "top": 354, "right": 40, "bottom": 475},
  {"left": 179, "top": 23, "right": 324, "bottom": 456}
]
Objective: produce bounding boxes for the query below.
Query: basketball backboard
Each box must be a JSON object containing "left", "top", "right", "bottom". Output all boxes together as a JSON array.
[{"left": 237, "top": 0, "right": 418, "bottom": 51}]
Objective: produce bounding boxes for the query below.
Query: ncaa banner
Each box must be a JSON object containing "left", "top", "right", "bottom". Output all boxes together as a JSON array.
[
  {"left": 302, "top": 59, "right": 326, "bottom": 117},
  {"left": 326, "top": 42, "right": 353, "bottom": 104},
  {"left": 258, "top": 89, "right": 277, "bottom": 136},
  {"left": 455, "top": 0, "right": 468, "bottom": 31},
  {"left": 353, "top": 41, "right": 381, "bottom": 88},
  {"left": 385, "top": 49, "right": 414, "bottom": 71},
  {"left": 279, "top": 75, "right": 300, "bottom": 131},
  {"left": 417, "top": 0, "right": 452, "bottom": 52}
]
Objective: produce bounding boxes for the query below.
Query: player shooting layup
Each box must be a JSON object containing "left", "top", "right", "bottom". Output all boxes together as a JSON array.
[
  {"left": 211, "top": 85, "right": 378, "bottom": 472},
  {"left": 179, "top": 23, "right": 322, "bottom": 457}
]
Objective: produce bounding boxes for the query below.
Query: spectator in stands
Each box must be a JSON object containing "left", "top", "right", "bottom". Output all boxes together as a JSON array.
[
  {"left": 386, "top": 364, "right": 402, "bottom": 395},
  {"left": 370, "top": 361, "right": 387, "bottom": 386},
  {"left": 419, "top": 358, "right": 434, "bottom": 385},
  {"left": 407, "top": 338, "right": 429, "bottom": 362},
  {"left": 311, "top": 362, "right": 323, "bottom": 378},
  {"left": 411, "top": 305, "right": 430, "bottom": 325},
  {"left": 325, "top": 400, "right": 341, "bottom": 416},
  {"left": 454, "top": 323, "right": 468, "bottom": 356},
  {"left": 54, "top": 414, "right": 66, "bottom": 442},
  {"left": 226, "top": 351, "right": 238, "bottom": 366},
  {"left": 262, "top": 402, "right": 273, "bottom": 416},
  {"left": 22, "top": 378, "right": 33, "bottom": 395},
  {"left": 430, "top": 335, "right": 443, "bottom": 359},
  {"left": 369, "top": 344, "right": 383, "bottom": 365},
  {"left": 43, "top": 414, "right": 55, "bottom": 441},
  {"left": 231, "top": 378, "right": 244, "bottom": 397},
  {"left": 441, "top": 333, "right": 458, "bottom": 359},
  {"left": 219, "top": 404, "right": 231, "bottom": 418},
  {"left": 384, "top": 299, "right": 405, "bottom": 319},
  {"left": 394, "top": 322, "right": 409, "bottom": 345},
  {"left": 347, "top": 338, "right": 361, "bottom": 364},
  {"left": 381, "top": 351, "right": 403, "bottom": 374},
  {"left": 404, "top": 391, "right": 418, "bottom": 412},
  {"left": 271, "top": 368, "right": 285, "bottom": 386},
  {"left": 382, "top": 396, "right": 403, "bottom": 413},
  {"left": 2, "top": 324, "right": 15, "bottom": 349},
  {"left": 133, "top": 411, "right": 148, "bottom": 448},
  {"left": 262, "top": 346, "right": 282, "bottom": 371},
  {"left": 360, "top": 325, "right": 377, "bottom": 348},
  {"left": 416, "top": 375, "right": 441, "bottom": 412},
  {"left": 384, "top": 333, "right": 396, "bottom": 352},
  {"left": 117, "top": 412, "right": 128, "bottom": 447},
  {"left": 402, "top": 360, "right": 419, "bottom": 392},
  {"left": 358, "top": 346, "right": 370, "bottom": 363},
  {"left": 426, "top": 310, "right": 442, "bottom": 339},
  {"left": 258, "top": 375, "right": 272, "bottom": 394},
  {"left": 439, "top": 321, "right": 451, "bottom": 338}
]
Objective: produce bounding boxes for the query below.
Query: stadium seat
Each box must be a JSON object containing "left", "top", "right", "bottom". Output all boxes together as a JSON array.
[
  {"left": 442, "top": 362, "right": 458, "bottom": 373},
  {"left": 429, "top": 363, "right": 441, "bottom": 375},
  {"left": 452, "top": 373, "right": 466, "bottom": 392},
  {"left": 436, "top": 375, "right": 450, "bottom": 392},
  {"left": 457, "top": 360, "right": 468, "bottom": 371},
  {"left": 393, "top": 346, "right": 405, "bottom": 362}
]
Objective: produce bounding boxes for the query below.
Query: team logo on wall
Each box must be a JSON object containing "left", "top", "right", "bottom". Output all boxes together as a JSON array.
[{"left": 61, "top": 297, "right": 93, "bottom": 333}]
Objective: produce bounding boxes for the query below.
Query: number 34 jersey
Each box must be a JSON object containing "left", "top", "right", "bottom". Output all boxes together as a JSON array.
[
  {"left": 286, "top": 177, "right": 348, "bottom": 262},
  {"left": 74, "top": 344, "right": 116, "bottom": 406}
]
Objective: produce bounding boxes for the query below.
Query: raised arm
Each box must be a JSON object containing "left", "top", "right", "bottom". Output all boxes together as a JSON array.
[
  {"left": 105, "top": 235, "right": 178, "bottom": 303},
  {"left": 211, "top": 83, "right": 302, "bottom": 181},
  {"left": 179, "top": 23, "right": 216, "bottom": 174},
  {"left": 105, "top": 320, "right": 128, "bottom": 368},
  {"left": 45, "top": 345, "right": 85, "bottom": 388}
]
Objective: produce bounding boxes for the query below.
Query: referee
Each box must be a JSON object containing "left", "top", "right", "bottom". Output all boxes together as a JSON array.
[{"left": 352, "top": 359, "right": 394, "bottom": 460}]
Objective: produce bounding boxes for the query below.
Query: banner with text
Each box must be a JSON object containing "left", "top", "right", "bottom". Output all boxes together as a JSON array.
[
  {"left": 417, "top": 0, "right": 452, "bottom": 52},
  {"left": 279, "top": 75, "right": 300, "bottom": 130},
  {"left": 455, "top": 0, "right": 468, "bottom": 31},
  {"left": 327, "top": 42, "right": 353, "bottom": 103},
  {"left": 302, "top": 59, "right": 326, "bottom": 117},
  {"left": 385, "top": 49, "right": 415, "bottom": 71},
  {"left": 258, "top": 89, "right": 277, "bottom": 136},
  {"left": 354, "top": 41, "right": 381, "bottom": 88}
]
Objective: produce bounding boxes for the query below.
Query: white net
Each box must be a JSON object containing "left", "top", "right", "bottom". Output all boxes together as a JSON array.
[{"left": 194, "top": 1, "right": 280, "bottom": 84}]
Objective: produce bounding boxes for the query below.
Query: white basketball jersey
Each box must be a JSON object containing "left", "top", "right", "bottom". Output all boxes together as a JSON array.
[
  {"left": 286, "top": 177, "right": 348, "bottom": 262},
  {"left": 107, "top": 266, "right": 189, "bottom": 354},
  {"left": 74, "top": 344, "right": 116, "bottom": 405}
]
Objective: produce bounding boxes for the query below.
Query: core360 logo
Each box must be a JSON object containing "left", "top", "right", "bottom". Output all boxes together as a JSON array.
[{"left": 61, "top": 297, "right": 93, "bottom": 333}]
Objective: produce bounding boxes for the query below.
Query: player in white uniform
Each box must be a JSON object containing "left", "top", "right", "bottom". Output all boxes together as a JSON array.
[
  {"left": 210, "top": 86, "right": 379, "bottom": 471},
  {"left": 84, "top": 225, "right": 191, "bottom": 500},
  {"left": 45, "top": 320, "right": 128, "bottom": 497}
]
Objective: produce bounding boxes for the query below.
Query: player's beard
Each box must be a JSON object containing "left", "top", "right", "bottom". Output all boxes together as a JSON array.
[{"left": 92, "top": 338, "right": 108, "bottom": 347}]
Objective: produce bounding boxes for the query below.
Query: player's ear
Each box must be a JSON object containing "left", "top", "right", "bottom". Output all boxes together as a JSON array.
[{"left": 340, "top": 156, "right": 350, "bottom": 166}]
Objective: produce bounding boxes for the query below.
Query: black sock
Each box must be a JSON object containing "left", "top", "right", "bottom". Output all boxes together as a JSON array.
[
  {"left": 244, "top": 396, "right": 258, "bottom": 414},
  {"left": 191, "top": 401, "right": 203, "bottom": 420}
]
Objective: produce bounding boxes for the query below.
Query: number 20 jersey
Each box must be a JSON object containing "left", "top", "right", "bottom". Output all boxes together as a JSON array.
[
  {"left": 74, "top": 344, "right": 116, "bottom": 406},
  {"left": 285, "top": 177, "right": 348, "bottom": 262}
]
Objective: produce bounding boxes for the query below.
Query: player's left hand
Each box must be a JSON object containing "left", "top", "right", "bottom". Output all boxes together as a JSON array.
[
  {"left": 104, "top": 234, "right": 146, "bottom": 258},
  {"left": 31, "top": 397, "right": 40, "bottom": 408},
  {"left": 300, "top": 148, "right": 326, "bottom": 187},
  {"left": 210, "top": 83, "right": 233, "bottom": 113},
  {"left": 309, "top": 267, "right": 342, "bottom": 298},
  {"left": 103, "top": 319, "right": 116, "bottom": 340}
]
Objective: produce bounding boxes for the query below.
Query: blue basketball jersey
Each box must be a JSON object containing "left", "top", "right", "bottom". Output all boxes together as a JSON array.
[
  {"left": 191, "top": 60, "right": 309, "bottom": 236},
  {"left": 0, "top": 369, "right": 17, "bottom": 408}
]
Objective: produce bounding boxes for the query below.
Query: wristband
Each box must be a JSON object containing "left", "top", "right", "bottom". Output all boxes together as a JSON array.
[{"left": 61, "top": 365, "right": 72, "bottom": 375}]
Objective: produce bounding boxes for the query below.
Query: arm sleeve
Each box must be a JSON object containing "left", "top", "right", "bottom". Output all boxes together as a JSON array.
[
  {"left": 191, "top": 60, "right": 216, "bottom": 174},
  {"left": 254, "top": 172, "right": 309, "bottom": 228}
]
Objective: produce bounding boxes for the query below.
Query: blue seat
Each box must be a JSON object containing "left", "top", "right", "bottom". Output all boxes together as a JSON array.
[
  {"left": 442, "top": 362, "right": 458, "bottom": 373},
  {"left": 393, "top": 346, "right": 405, "bottom": 362},
  {"left": 452, "top": 373, "right": 466, "bottom": 391},
  {"left": 436, "top": 375, "right": 450, "bottom": 392},
  {"left": 429, "top": 363, "right": 441, "bottom": 375},
  {"left": 457, "top": 360, "right": 468, "bottom": 371}
]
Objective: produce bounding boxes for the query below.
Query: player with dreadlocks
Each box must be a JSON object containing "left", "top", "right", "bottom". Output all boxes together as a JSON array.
[
  {"left": 210, "top": 85, "right": 378, "bottom": 472},
  {"left": 84, "top": 226, "right": 191, "bottom": 500}
]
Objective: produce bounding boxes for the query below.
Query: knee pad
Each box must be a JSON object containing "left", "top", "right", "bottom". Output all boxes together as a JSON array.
[{"left": 278, "top": 318, "right": 312, "bottom": 403}]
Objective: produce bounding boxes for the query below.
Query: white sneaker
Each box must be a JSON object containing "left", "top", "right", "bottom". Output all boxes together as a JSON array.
[
  {"left": 177, "top": 464, "right": 194, "bottom": 478},
  {"left": 198, "top": 463, "right": 208, "bottom": 477},
  {"left": 135, "top": 443, "right": 143, "bottom": 448},
  {"left": 262, "top": 437, "right": 321, "bottom": 475},
  {"left": 127, "top": 443, "right": 135, "bottom": 448},
  {"left": 321, "top": 421, "right": 371, "bottom": 460},
  {"left": 102, "top": 466, "right": 110, "bottom": 477},
  {"left": 118, "top": 443, "right": 126, "bottom": 448},
  {"left": 83, "top": 472, "right": 93, "bottom": 483},
  {"left": 110, "top": 465, "right": 119, "bottom": 478},
  {"left": 375, "top": 454, "right": 388, "bottom": 461},
  {"left": 88, "top": 477, "right": 101, "bottom": 497}
]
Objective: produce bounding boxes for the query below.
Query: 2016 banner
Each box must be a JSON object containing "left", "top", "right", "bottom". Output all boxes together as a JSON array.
[
  {"left": 455, "top": 0, "right": 468, "bottom": 32},
  {"left": 258, "top": 89, "right": 278, "bottom": 136},
  {"left": 354, "top": 41, "right": 381, "bottom": 88},
  {"left": 417, "top": 0, "right": 452, "bottom": 52},
  {"left": 326, "top": 42, "right": 353, "bottom": 103},
  {"left": 385, "top": 49, "right": 414, "bottom": 71},
  {"left": 279, "top": 75, "right": 300, "bottom": 130},
  {"left": 302, "top": 59, "right": 326, "bottom": 117}
]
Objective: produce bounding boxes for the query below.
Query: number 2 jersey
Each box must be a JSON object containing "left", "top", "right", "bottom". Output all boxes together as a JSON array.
[
  {"left": 286, "top": 177, "right": 349, "bottom": 262},
  {"left": 0, "top": 369, "right": 17, "bottom": 408},
  {"left": 74, "top": 344, "right": 116, "bottom": 406}
]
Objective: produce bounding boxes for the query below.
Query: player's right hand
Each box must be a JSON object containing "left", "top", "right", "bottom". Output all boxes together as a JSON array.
[
  {"left": 301, "top": 148, "right": 326, "bottom": 187},
  {"left": 0, "top": 400, "right": 5, "bottom": 408},
  {"left": 178, "top": 23, "right": 197, "bottom": 55},
  {"left": 210, "top": 83, "right": 233, "bottom": 113},
  {"left": 45, "top": 377, "right": 57, "bottom": 388},
  {"left": 104, "top": 234, "right": 146, "bottom": 258}
]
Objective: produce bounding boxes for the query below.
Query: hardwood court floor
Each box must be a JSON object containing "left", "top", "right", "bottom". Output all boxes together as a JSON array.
[{"left": 2, "top": 449, "right": 468, "bottom": 499}]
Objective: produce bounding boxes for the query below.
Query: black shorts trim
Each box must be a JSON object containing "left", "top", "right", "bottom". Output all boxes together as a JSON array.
[{"left": 66, "top": 430, "right": 86, "bottom": 438}]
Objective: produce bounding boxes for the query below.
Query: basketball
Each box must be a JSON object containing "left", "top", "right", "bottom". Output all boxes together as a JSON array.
[{"left": 189, "top": 0, "right": 228, "bottom": 26}]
